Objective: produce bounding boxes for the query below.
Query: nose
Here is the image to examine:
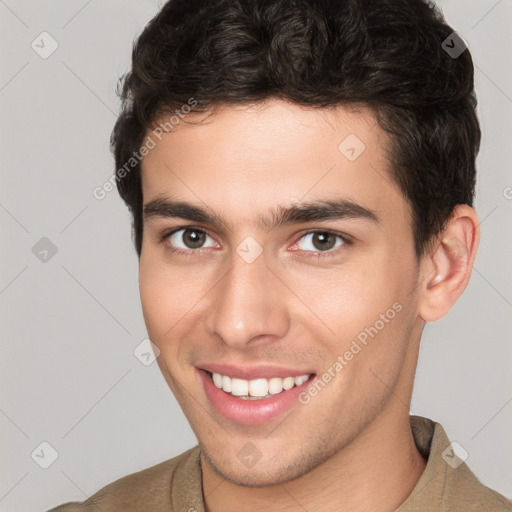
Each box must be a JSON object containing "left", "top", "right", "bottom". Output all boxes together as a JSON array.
[{"left": 204, "top": 246, "right": 290, "bottom": 350}]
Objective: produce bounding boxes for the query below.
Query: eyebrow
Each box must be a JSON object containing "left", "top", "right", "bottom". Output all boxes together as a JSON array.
[{"left": 143, "top": 196, "right": 380, "bottom": 231}]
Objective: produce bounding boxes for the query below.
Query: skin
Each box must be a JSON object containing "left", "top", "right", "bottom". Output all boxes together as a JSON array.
[{"left": 138, "top": 99, "right": 480, "bottom": 512}]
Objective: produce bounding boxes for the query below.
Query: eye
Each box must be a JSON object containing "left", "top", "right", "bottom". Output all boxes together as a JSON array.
[
  {"left": 165, "top": 227, "right": 217, "bottom": 251},
  {"left": 161, "top": 227, "right": 350, "bottom": 258},
  {"left": 294, "top": 230, "right": 348, "bottom": 254}
]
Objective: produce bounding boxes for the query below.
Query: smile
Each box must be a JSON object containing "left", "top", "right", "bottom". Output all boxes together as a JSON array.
[
  {"left": 198, "top": 367, "right": 316, "bottom": 425},
  {"left": 210, "top": 372, "right": 311, "bottom": 399}
]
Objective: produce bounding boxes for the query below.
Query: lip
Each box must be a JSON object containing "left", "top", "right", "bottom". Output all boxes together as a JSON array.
[
  {"left": 198, "top": 368, "right": 316, "bottom": 426},
  {"left": 197, "top": 362, "right": 314, "bottom": 380}
]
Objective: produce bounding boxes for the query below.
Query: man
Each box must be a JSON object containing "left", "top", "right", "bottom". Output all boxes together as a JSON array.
[{"left": 49, "top": 0, "right": 511, "bottom": 510}]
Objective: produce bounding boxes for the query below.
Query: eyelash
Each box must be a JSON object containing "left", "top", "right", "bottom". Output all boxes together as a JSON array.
[{"left": 159, "top": 226, "right": 352, "bottom": 259}]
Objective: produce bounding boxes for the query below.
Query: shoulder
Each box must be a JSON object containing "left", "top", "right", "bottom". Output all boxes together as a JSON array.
[
  {"left": 405, "top": 416, "right": 512, "bottom": 511},
  {"left": 443, "top": 460, "right": 512, "bottom": 511},
  {"left": 46, "top": 445, "right": 201, "bottom": 512}
]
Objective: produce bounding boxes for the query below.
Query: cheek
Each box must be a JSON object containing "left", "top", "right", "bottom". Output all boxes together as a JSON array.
[
  {"left": 287, "top": 251, "right": 415, "bottom": 375},
  {"left": 139, "top": 258, "right": 166, "bottom": 336},
  {"left": 138, "top": 249, "right": 220, "bottom": 368},
  {"left": 138, "top": 255, "right": 193, "bottom": 343},
  {"left": 278, "top": 258, "right": 397, "bottom": 336}
]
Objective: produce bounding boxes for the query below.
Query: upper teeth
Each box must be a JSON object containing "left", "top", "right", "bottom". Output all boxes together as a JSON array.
[{"left": 211, "top": 372, "right": 311, "bottom": 398}]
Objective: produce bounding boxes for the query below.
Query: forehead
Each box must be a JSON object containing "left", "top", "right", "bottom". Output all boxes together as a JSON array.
[{"left": 140, "top": 99, "right": 408, "bottom": 228}]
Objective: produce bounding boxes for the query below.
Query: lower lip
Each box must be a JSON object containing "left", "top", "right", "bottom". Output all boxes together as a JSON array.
[{"left": 199, "top": 369, "right": 315, "bottom": 426}]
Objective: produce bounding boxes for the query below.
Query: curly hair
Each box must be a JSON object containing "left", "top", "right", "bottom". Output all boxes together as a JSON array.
[{"left": 110, "top": 0, "right": 480, "bottom": 258}]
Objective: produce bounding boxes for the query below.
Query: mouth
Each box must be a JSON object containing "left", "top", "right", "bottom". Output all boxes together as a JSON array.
[{"left": 198, "top": 367, "right": 316, "bottom": 425}]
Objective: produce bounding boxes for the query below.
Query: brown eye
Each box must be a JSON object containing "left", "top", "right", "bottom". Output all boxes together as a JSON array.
[
  {"left": 296, "top": 231, "right": 345, "bottom": 253},
  {"left": 168, "top": 228, "right": 215, "bottom": 250}
]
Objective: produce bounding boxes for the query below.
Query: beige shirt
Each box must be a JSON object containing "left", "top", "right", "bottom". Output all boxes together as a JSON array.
[{"left": 48, "top": 416, "right": 512, "bottom": 511}]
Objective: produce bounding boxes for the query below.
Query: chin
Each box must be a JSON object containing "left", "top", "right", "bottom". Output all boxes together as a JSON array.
[{"left": 200, "top": 441, "right": 324, "bottom": 488}]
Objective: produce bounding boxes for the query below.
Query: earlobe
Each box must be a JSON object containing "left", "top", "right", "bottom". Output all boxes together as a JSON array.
[{"left": 418, "top": 205, "right": 480, "bottom": 322}]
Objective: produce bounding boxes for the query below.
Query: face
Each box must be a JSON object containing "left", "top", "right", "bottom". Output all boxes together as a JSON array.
[{"left": 139, "top": 100, "right": 423, "bottom": 486}]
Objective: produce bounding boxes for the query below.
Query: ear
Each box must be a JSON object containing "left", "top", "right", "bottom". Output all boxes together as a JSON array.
[{"left": 418, "top": 204, "right": 480, "bottom": 322}]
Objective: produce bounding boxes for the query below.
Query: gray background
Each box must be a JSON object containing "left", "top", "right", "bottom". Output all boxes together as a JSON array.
[{"left": 0, "top": 0, "right": 511, "bottom": 510}]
